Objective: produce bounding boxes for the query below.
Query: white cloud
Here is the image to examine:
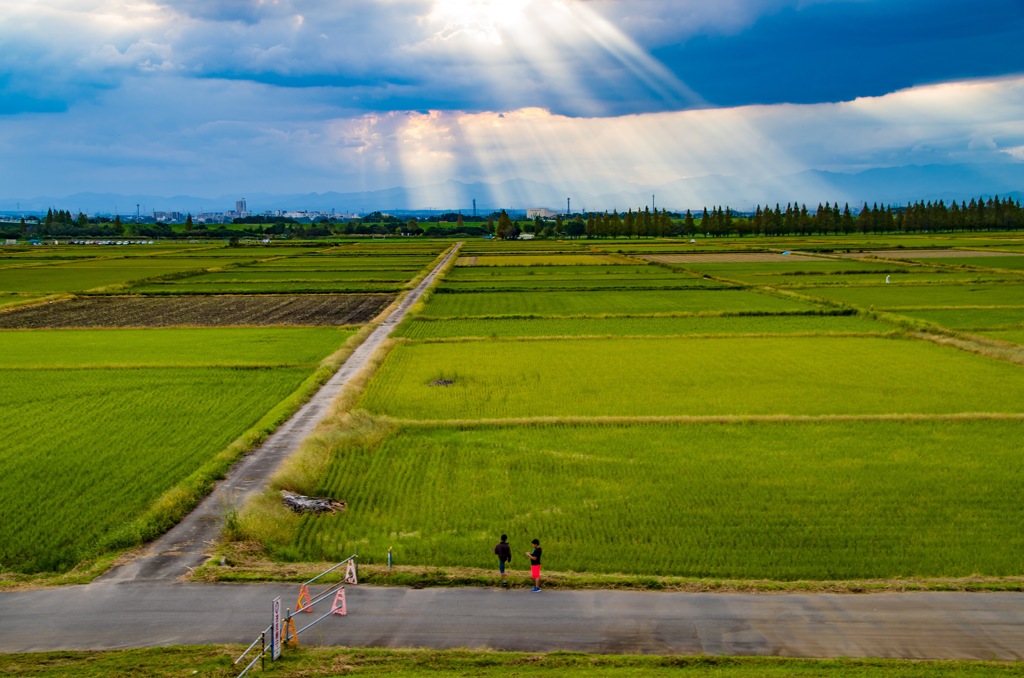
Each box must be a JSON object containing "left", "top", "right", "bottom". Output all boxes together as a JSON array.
[
  {"left": 2, "top": 73, "right": 1021, "bottom": 207},
  {"left": 0, "top": 0, "right": 711, "bottom": 116}
]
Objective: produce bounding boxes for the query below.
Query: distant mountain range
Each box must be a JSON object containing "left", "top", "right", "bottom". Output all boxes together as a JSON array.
[{"left": 2, "top": 163, "right": 1021, "bottom": 216}]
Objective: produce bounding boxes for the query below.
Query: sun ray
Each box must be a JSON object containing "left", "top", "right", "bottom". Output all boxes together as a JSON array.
[{"left": 395, "top": 0, "right": 831, "bottom": 211}]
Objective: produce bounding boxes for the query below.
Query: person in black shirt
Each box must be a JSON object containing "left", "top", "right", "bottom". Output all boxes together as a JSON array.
[
  {"left": 526, "top": 538, "right": 542, "bottom": 592},
  {"left": 493, "top": 534, "right": 512, "bottom": 587}
]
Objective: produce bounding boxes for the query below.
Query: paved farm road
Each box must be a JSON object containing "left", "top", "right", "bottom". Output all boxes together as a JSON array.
[
  {"left": 3, "top": 240, "right": 1023, "bottom": 661},
  {"left": 0, "top": 583, "right": 1021, "bottom": 659}
]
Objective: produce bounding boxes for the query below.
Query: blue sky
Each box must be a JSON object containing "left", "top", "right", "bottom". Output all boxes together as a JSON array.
[{"left": 1, "top": 0, "right": 1022, "bottom": 210}]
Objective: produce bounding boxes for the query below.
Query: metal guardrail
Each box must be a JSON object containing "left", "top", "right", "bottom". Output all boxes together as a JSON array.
[
  {"left": 235, "top": 554, "right": 358, "bottom": 677},
  {"left": 235, "top": 626, "right": 272, "bottom": 678}
]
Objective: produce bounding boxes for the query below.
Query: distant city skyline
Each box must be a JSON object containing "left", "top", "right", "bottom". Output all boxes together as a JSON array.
[{"left": 1, "top": 0, "right": 1022, "bottom": 209}]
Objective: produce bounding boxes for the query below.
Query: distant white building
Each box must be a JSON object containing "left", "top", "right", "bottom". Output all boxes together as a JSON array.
[
  {"left": 527, "top": 208, "right": 557, "bottom": 219},
  {"left": 518, "top": 233, "right": 535, "bottom": 240}
]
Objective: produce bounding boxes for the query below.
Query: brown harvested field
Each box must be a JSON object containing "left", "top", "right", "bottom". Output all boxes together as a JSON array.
[
  {"left": 641, "top": 252, "right": 823, "bottom": 264},
  {"left": 0, "top": 294, "right": 394, "bottom": 328},
  {"left": 834, "top": 250, "right": 1024, "bottom": 259}
]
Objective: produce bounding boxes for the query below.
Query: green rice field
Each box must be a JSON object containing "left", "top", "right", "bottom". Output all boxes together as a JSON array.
[
  {"left": 178, "top": 270, "right": 417, "bottom": 282},
  {"left": 0, "top": 260, "right": 243, "bottom": 293},
  {"left": 299, "top": 420, "right": 1024, "bottom": 579},
  {"left": 446, "top": 264, "right": 659, "bottom": 278},
  {"left": 418, "top": 289, "right": 816, "bottom": 318},
  {"left": 889, "top": 308, "right": 1024, "bottom": 330},
  {"left": 395, "top": 314, "right": 891, "bottom": 339},
  {"left": 906, "top": 255, "right": 1024, "bottom": 270},
  {"left": 0, "top": 323, "right": 356, "bottom": 573},
  {"left": 250, "top": 259, "right": 426, "bottom": 271},
  {"left": 977, "top": 329, "right": 1024, "bottom": 345},
  {"left": 271, "top": 235, "right": 1024, "bottom": 583},
  {"left": 0, "top": 365, "right": 312, "bottom": 572},
  {"left": 130, "top": 280, "right": 405, "bottom": 294},
  {"left": 714, "top": 271, "right": 1010, "bottom": 287},
  {"left": 360, "top": 336, "right": 1024, "bottom": 419},
  {"left": 1, "top": 327, "right": 356, "bottom": 368},
  {"left": 0, "top": 295, "right": 42, "bottom": 308},
  {"left": 802, "top": 283, "right": 1024, "bottom": 309},
  {"left": 440, "top": 276, "right": 715, "bottom": 291},
  {"left": 7, "top": 235, "right": 1024, "bottom": 584},
  {"left": 660, "top": 260, "right": 903, "bottom": 276},
  {"left": 458, "top": 254, "right": 618, "bottom": 266}
]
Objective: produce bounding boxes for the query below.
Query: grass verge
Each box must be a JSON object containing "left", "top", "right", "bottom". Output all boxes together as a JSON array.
[
  {"left": 195, "top": 543, "right": 1024, "bottom": 593},
  {"left": 3, "top": 646, "right": 1023, "bottom": 677}
]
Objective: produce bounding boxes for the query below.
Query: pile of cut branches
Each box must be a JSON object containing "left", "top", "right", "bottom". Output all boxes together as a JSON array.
[{"left": 281, "top": 491, "right": 347, "bottom": 514}]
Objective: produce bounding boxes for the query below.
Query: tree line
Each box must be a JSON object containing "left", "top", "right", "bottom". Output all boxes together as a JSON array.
[
  {"left": 494, "top": 196, "right": 1023, "bottom": 239},
  {"left": 693, "top": 197, "right": 1024, "bottom": 238},
  {"left": 4, "top": 196, "right": 1021, "bottom": 241}
]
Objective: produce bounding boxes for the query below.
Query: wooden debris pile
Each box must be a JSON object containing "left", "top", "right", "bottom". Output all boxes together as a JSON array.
[{"left": 281, "top": 491, "right": 347, "bottom": 515}]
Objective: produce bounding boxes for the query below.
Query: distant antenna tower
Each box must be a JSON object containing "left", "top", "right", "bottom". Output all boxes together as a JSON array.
[
  {"left": 652, "top": 194, "right": 655, "bottom": 212},
  {"left": 567, "top": 197, "right": 571, "bottom": 215},
  {"left": 473, "top": 199, "right": 477, "bottom": 217}
]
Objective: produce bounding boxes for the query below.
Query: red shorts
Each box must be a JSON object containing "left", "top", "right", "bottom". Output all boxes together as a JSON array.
[{"left": 531, "top": 565, "right": 541, "bottom": 578}]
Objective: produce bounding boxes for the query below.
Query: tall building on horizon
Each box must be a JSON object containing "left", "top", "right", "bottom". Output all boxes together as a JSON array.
[{"left": 236, "top": 199, "right": 247, "bottom": 215}]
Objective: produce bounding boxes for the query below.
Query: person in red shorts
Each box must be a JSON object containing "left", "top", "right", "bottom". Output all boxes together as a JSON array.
[{"left": 526, "top": 538, "right": 542, "bottom": 592}]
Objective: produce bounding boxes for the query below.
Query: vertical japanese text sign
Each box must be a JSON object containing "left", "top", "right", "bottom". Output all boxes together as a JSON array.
[{"left": 272, "top": 597, "right": 282, "bottom": 660}]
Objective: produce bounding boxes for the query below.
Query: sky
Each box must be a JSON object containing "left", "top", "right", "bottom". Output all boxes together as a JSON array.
[{"left": 1, "top": 0, "right": 1023, "bottom": 211}]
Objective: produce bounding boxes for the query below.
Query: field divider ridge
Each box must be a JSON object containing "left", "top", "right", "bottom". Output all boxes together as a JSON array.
[{"left": 380, "top": 411, "right": 1024, "bottom": 429}]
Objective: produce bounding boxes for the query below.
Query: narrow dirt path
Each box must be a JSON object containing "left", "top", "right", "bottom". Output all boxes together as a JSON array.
[{"left": 97, "top": 243, "right": 461, "bottom": 584}]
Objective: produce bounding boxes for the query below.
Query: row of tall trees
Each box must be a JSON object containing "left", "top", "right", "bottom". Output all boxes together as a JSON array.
[
  {"left": 697, "top": 197, "right": 1023, "bottom": 237},
  {"left": 7, "top": 196, "right": 1022, "bottom": 241},
  {"left": 584, "top": 207, "right": 677, "bottom": 239}
]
